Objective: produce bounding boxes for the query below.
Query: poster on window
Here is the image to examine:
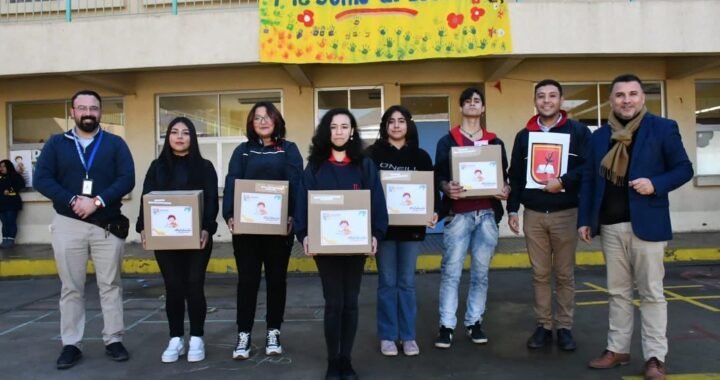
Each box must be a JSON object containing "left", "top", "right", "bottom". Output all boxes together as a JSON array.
[
  {"left": 320, "top": 209, "right": 369, "bottom": 246},
  {"left": 150, "top": 205, "right": 194, "bottom": 237},
  {"left": 526, "top": 132, "right": 570, "bottom": 189},
  {"left": 9, "top": 150, "right": 34, "bottom": 188},
  {"left": 240, "top": 192, "right": 283, "bottom": 225}
]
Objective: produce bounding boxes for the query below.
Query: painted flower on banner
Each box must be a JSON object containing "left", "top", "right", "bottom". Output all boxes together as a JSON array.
[
  {"left": 471, "top": 7, "right": 486, "bottom": 22},
  {"left": 447, "top": 13, "right": 464, "bottom": 29},
  {"left": 297, "top": 10, "right": 314, "bottom": 28}
]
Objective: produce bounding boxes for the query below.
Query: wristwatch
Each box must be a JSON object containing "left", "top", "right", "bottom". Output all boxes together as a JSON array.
[{"left": 93, "top": 197, "right": 103, "bottom": 208}]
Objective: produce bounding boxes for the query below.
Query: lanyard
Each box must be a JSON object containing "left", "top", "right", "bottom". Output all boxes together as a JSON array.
[{"left": 73, "top": 129, "right": 104, "bottom": 179}]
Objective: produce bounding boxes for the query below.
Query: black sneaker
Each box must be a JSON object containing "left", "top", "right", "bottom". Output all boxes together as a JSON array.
[
  {"left": 527, "top": 325, "right": 552, "bottom": 349},
  {"left": 56, "top": 345, "right": 82, "bottom": 370},
  {"left": 339, "top": 356, "right": 358, "bottom": 380},
  {"left": 556, "top": 328, "right": 577, "bottom": 351},
  {"left": 466, "top": 321, "right": 488, "bottom": 344},
  {"left": 105, "top": 342, "right": 129, "bottom": 361},
  {"left": 434, "top": 326, "right": 453, "bottom": 348},
  {"left": 325, "top": 358, "right": 342, "bottom": 380}
]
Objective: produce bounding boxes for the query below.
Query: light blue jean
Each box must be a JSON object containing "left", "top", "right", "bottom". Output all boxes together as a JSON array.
[
  {"left": 376, "top": 240, "right": 421, "bottom": 341},
  {"left": 439, "top": 210, "right": 498, "bottom": 329}
]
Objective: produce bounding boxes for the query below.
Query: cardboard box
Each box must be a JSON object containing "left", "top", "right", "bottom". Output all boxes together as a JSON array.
[
  {"left": 380, "top": 170, "right": 434, "bottom": 226},
  {"left": 451, "top": 145, "right": 503, "bottom": 197},
  {"left": 233, "top": 179, "right": 289, "bottom": 235},
  {"left": 308, "top": 190, "right": 372, "bottom": 255},
  {"left": 143, "top": 190, "right": 203, "bottom": 250}
]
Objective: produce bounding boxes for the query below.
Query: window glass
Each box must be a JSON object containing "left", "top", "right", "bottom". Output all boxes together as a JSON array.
[{"left": 695, "top": 81, "right": 720, "bottom": 176}]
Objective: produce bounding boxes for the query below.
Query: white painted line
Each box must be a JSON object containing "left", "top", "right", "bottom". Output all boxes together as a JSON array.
[{"left": 0, "top": 311, "right": 54, "bottom": 336}]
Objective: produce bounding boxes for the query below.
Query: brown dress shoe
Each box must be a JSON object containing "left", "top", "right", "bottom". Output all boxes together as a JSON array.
[
  {"left": 588, "top": 350, "right": 631, "bottom": 369},
  {"left": 644, "top": 357, "right": 665, "bottom": 380}
]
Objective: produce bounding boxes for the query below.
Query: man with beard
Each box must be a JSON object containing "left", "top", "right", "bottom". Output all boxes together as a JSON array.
[
  {"left": 35, "top": 90, "right": 135, "bottom": 369},
  {"left": 507, "top": 79, "right": 590, "bottom": 351},
  {"left": 579, "top": 74, "right": 693, "bottom": 380},
  {"left": 433, "top": 87, "right": 510, "bottom": 349}
]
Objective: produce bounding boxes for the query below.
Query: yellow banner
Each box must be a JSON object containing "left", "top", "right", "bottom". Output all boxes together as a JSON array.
[{"left": 259, "top": 0, "right": 512, "bottom": 64}]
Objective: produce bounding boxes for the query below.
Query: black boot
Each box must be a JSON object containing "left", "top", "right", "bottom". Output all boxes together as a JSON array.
[
  {"left": 340, "top": 356, "right": 358, "bottom": 380},
  {"left": 325, "top": 358, "right": 342, "bottom": 380}
]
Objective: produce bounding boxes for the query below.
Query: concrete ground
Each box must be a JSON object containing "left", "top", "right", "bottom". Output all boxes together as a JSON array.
[{"left": 1, "top": 264, "right": 719, "bottom": 380}]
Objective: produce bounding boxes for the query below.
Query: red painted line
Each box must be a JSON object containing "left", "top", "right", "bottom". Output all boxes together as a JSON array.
[{"left": 335, "top": 7, "right": 418, "bottom": 20}]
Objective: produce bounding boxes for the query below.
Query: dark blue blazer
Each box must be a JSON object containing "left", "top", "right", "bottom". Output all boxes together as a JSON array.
[{"left": 578, "top": 113, "right": 693, "bottom": 242}]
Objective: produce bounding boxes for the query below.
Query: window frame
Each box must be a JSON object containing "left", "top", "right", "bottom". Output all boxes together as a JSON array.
[{"left": 155, "top": 89, "right": 284, "bottom": 187}]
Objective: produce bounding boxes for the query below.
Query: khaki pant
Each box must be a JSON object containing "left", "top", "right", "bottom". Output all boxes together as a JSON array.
[
  {"left": 523, "top": 208, "right": 578, "bottom": 329},
  {"left": 51, "top": 214, "right": 126, "bottom": 348},
  {"left": 600, "top": 222, "right": 667, "bottom": 362}
]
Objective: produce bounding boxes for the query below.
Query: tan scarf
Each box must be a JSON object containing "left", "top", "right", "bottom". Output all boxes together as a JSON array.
[{"left": 600, "top": 106, "right": 647, "bottom": 186}]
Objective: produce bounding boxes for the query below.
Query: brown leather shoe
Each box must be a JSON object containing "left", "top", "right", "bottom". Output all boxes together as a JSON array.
[
  {"left": 588, "top": 350, "right": 631, "bottom": 369},
  {"left": 644, "top": 357, "right": 665, "bottom": 380}
]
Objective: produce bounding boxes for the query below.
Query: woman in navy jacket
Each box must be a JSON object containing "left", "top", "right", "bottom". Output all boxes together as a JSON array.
[
  {"left": 365, "top": 105, "right": 438, "bottom": 357},
  {"left": 0, "top": 159, "right": 26, "bottom": 248},
  {"left": 136, "top": 117, "right": 219, "bottom": 363},
  {"left": 294, "top": 108, "right": 388, "bottom": 380},
  {"left": 223, "top": 102, "right": 304, "bottom": 360}
]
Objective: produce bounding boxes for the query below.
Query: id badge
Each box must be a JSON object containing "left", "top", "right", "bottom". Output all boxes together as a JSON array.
[
  {"left": 474, "top": 140, "right": 489, "bottom": 146},
  {"left": 82, "top": 179, "right": 94, "bottom": 196}
]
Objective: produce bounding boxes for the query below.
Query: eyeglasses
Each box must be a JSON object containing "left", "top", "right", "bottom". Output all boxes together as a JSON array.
[
  {"left": 253, "top": 115, "right": 271, "bottom": 123},
  {"left": 74, "top": 106, "right": 101, "bottom": 112}
]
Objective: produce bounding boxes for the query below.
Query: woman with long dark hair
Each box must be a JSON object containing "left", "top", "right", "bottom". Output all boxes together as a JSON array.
[
  {"left": 223, "top": 102, "right": 303, "bottom": 360},
  {"left": 0, "top": 159, "right": 26, "bottom": 248},
  {"left": 136, "top": 116, "right": 219, "bottom": 363},
  {"left": 365, "top": 105, "right": 438, "bottom": 356},
  {"left": 294, "top": 108, "right": 388, "bottom": 380}
]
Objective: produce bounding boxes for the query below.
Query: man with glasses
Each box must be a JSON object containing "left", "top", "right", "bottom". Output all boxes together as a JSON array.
[
  {"left": 579, "top": 74, "right": 693, "bottom": 380},
  {"left": 35, "top": 90, "right": 135, "bottom": 369}
]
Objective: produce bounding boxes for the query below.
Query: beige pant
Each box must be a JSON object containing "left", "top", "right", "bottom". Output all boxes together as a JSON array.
[
  {"left": 600, "top": 222, "right": 667, "bottom": 362},
  {"left": 523, "top": 208, "right": 578, "bottom": 329},
  {"left": 51, "top": 214, "right": 126, "bottom": 348}
]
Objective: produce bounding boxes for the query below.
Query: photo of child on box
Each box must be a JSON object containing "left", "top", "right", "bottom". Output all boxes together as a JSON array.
[
  {"left": 135, "top": 117, "right": 219, "bottom": 363},
  {"left": 294, "top": 108, "right": 388, "bottom": 380}
]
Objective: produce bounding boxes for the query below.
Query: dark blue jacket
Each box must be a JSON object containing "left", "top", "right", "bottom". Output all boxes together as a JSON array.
[
  {"left": 0, "top": 172, "right": 25, "bottom": 211},
  {"left": 294, "top": 157, "right": 388, "bottom": 243},
  {"left": 222, "top": 139, "right": 303, "bottom": 222},
  {"left": 34, "top": 129, "right": 135, "bottom": 225},
  {"left": 578, "top": 113, "right": 694, "bottom": 241},
  {"left": 507, "top": 116, "right": 591, "bottom": 213}
]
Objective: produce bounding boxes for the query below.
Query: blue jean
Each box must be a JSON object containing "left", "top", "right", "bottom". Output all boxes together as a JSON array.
[
  {"left": 0, "top": 209, "right": 19, "bottom": 239},
  {"left": 376, "top": 240, "right": 420, "bottom": 341},
  {"left": 439, "top": 210, "right": 498, "bottom": 329}
]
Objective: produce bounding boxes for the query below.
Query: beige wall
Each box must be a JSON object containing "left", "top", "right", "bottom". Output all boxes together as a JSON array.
[
  {"left": 2, "top": 1, "right": 720, "bottom": 77},
  {"left": 2, "top": 57, "right": 720, "bottom": 243}
]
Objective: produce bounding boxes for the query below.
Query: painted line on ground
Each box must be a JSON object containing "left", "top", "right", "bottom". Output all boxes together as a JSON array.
[
  {"left": 623, "top": 374, "right": 720, "bottom": 380},
  {"left": 1, "top": 248, "right": 719, "bottom": 277}
]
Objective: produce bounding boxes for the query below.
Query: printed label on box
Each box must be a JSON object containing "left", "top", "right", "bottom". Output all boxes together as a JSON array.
[
  {"left": 150, "top": 205, "right": 193, "bottom": 237},
  {"left": 458, "top": 161, "right": 499, "bottom": 190},
  {"left": 240, "top": 192, "right": 283, "bottom": 225},
  {"left": 386, "top": 183, "right": 427, "bottom": 215},
  {"left": 320, "top": 209, "right": 369, "bottom": 246}
]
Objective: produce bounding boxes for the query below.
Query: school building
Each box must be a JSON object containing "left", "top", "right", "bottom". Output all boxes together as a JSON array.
[{"left": 1, "top": 0, "right": 719, "bottom": 244}]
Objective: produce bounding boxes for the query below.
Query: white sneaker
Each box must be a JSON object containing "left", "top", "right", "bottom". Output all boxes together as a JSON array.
[
  {"left": 232, "top": 332, "right": 251, "bottom": 360},
  {"left": 161, "top": 337, "right": 185, "bottom": 363},
  {"left": 265, "top": 329, "right": 283, "bottom": 356},
  {"left": 187, "top": 336, "right": 205, "bottom": 362}
]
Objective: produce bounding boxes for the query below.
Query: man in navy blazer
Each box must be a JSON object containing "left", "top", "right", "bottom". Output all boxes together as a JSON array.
[{"left": 578, "top": 74, "right": 693, "bottom": 380}]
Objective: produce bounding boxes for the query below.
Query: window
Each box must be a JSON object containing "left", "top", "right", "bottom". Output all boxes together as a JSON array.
[
  {"left": 316, "top": 87, "right": 383, "bottom": 148},
  {"left": 156, "top": 90, "right": 282, "bottom": 186},
  {"left": 558, "top": 81, "right": 664, "bottom": 131},
  {"left": 8, "top": 98, "right": 124, "bottom": 190},
  {"left": 695, "top": 81, "right": 720, "bottom": 177}
]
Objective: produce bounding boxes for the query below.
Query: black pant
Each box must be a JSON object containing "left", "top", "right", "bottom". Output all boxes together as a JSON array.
[
  {"left": 314, "top": 255, "right": 367, "bottom": 360},
  {"left": 154, "top": 239, "right": 212, "bottom": 337},
  {"left": 233, "top": 234, "right": 292, "bottom": 332}
]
